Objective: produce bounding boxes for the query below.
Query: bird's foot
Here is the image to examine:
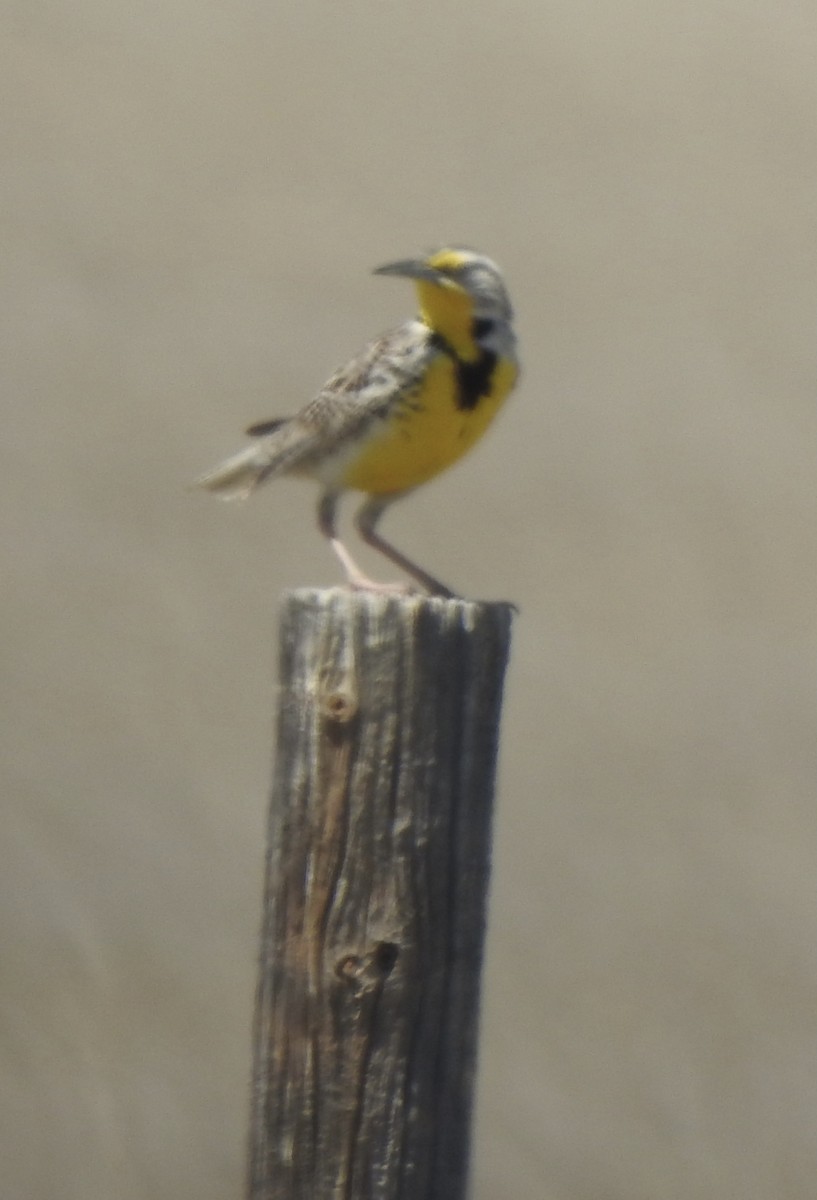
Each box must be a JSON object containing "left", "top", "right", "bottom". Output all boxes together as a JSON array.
[{"left": 344, "top": 574, "right": 417, "bottom": 596}]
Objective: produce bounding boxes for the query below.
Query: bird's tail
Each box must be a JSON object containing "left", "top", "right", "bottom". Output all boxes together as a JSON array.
[
  {"left": 194, "top": 442, "right": 288, "bottom": 501},
  {"left": 193, "top": 418, "right": 317, "bottom": 500}
]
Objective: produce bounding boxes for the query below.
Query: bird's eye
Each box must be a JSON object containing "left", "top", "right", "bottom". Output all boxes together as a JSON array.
[{"left": 473, "top": 318, "right": 494, "bottom": 338}]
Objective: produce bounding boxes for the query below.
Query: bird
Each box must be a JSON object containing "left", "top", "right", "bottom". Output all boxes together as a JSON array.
[{"left": 194, "top": 247, "right": 519, "bottom": 597}]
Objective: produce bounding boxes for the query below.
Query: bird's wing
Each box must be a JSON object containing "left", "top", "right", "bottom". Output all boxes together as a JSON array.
[
  {"left": 297, "top": 320, "right": 438, "bottom": 441},
  {"left": 203, "top": 321, "right": 439, "bottom": 492}
]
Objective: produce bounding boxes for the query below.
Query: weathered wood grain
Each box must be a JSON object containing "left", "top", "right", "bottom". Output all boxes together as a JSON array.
[{"left": 248, "top": 588, "right": 513, "bottom": 1200}]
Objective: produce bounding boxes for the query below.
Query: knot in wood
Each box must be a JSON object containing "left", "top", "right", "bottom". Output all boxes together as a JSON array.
[
  {"left": 335, "top": 941, "right": 400, "bottom": 995},
  {"left": 320, "top": 689, "right": 358, "bottom": 724}
]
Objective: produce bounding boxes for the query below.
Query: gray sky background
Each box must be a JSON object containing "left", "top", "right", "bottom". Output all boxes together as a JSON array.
[{"left": 3, "top": 3, "right": 815, "bottom": 1198}]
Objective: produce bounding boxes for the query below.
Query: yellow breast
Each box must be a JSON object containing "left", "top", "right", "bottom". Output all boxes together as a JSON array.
[{"left": 340, "top": 354, "right": 517, "bottom": 495}]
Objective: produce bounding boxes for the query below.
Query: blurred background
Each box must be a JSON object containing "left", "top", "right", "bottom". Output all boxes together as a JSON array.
[{"left": 3, "top": 2, "right": 815, "bottom": 1197}]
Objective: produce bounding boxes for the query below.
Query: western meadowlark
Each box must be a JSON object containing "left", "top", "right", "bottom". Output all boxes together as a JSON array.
[{"left": 194, "top": 247, "right": 519, "bottom": 597}]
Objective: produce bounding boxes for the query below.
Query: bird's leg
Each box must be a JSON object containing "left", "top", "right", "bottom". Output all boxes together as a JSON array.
[
  {"left": 317, "top": 493, "right": 413, "bottom": 594},
  {"left": 354, "top": 494, "right": 458, "bottom": 598}
]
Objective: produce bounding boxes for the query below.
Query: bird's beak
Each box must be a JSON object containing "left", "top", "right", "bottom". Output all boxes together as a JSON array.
[{"left": 373, "top": 258, "right": 443, "bottom": 285}]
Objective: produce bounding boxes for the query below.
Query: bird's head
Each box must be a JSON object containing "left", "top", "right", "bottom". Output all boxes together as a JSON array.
[{"left": 374, "top": 247, "right": 513, "bottom": 360}]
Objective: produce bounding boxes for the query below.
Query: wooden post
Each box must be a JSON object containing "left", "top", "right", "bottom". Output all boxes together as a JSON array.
[{"left": 247, "top": 588, "right": 513, "bottom": 1200}]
